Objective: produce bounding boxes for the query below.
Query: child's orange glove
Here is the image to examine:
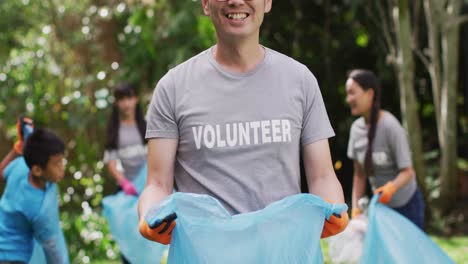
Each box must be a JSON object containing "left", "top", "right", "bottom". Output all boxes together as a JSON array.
[
  {"left": 13, "top": 116, "right": 34, "bottom": 155},
  {"left": 139, "top": 212, "right": 177, "bottom": 245},
  {"left": 321, "top": 199, "right": 349, "bottom": 238},
  {"left": 374, "top": 181, "right": 396, "bottom": 204}
]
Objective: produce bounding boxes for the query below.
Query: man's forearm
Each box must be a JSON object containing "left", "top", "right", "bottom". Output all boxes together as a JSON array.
[
  {"left": 138, "top": 183, "right": 172, "bottom": 219},
  {"left": 308, "top": 173, "right": 345, "bottom": 203}
]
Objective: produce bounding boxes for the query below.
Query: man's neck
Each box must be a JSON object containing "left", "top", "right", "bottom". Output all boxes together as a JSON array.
[{"left": 214, "top": 38, "right": 265, "bottom": 74}]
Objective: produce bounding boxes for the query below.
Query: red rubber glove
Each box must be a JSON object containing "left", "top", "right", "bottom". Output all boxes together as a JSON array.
[
  {"left": 374, "top": 181, "right": 396, "bottom": 204},
  {"left": 13, "top": 116, "right": 34, "bottom": 155},
  {"left": 118, "top": 178, "right": 138, "bottom": 196},
  {"left": 139, "top": 213, "right": 177, "bottom": 245},
  {"left": 321, "top": 199, "right": 349, "bottom": 238},
  {"left": 351, "top": 208, "right": 362, "bottom": 218}
]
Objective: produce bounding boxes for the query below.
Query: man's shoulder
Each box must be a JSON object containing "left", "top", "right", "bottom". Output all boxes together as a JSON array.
[
  {"left": 265, "top": 47, "right": 309, "bottom": 71},
  {"left": 155, "top": 48, "right": 210, "bottom": 88},
  {"left": 169, "top": 48, "right": 211, "bottom": 73}
]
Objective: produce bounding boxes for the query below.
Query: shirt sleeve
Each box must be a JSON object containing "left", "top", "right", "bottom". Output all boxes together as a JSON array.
[
  {"left": 3, "top": 157, "right": 20, "bottom": 181},
  {"left": 388, "top": 121, "right": 413, "bottom": 170},
  {"left": 300, "top": 67, "right": 335, "bottom": 146},
  {"left": 103, "top": 149, "right": 118, "bottom": 163},
  {"left": 145, "top": 70, "right": 179, "bottom": 139},
  {"left": 31, "top": 185, "right": 69, "bottom": 263}
]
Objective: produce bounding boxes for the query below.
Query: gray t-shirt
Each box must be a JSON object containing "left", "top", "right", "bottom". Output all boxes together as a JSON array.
[
  {"left": 146, "top": 47, "right": 335, "bottom": 214},
  {"left": 104, "top": 124, "right": 147, "bottom": 181},
  {"left": 347, "top": 111, "right": 416, "bottom": 207}
]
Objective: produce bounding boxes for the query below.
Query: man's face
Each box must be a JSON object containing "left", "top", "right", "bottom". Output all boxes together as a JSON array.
[{"left": 201, "top": 0, "right": 272, "bottom": 40}]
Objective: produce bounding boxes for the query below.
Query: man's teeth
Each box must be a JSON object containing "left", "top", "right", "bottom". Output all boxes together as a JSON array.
[{"left": 227, "top": 13, "right": 247, "bottom": 19}]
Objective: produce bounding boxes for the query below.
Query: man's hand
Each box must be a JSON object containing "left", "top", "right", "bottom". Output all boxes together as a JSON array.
[
  {"left": 14, "top": 116, "right": 34, "bottom": 155},
  {"left": 321, "top": 211, "right": 349, "bottom": 238},
  {"left": 321, "top": 198, "right": 349, "bottom": 238},
  {"left": 374, "top": 181, "right": 396, "bottom": 204},
  {"left": 118, "top": 178, "right": 138, "bottom": 196},
  {"left": 139, "top": 213, "right": 177, "bottom": 245}
]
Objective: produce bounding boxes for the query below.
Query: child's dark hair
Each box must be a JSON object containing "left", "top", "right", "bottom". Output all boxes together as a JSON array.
[
  {"left": 105, "top": 82, "right": 147, "bottom": 150},
  {"left": 23, "top": 128, "right": 65, "bottom": 169}
]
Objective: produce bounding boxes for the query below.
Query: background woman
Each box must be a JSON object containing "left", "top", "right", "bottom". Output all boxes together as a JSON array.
[{"left": 345, "top": 69, "right": 425, "bottom": 229}]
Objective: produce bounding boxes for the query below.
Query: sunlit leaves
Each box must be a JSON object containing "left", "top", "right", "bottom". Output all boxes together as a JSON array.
[{"left": 356, "top": 31, "right": 369, "bottom": 47}]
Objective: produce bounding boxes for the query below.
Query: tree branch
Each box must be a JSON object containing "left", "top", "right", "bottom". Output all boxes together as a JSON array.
[
  {"left": 450, "top": 15, "right": 468, "bottom": 28},
  {"left": 414, "top": 47, "right": 431, "bottom": 70}
]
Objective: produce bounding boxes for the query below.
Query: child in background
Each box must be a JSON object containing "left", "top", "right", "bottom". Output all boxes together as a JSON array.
[
  {"left": 0, "top": 124, "right": 69, "bottom": 264},
  {"left": 103, "top": 82, "right": 147, "bottom": 264},
  {"left": 104, "top": 82, "right": 147, "bottom": 196}
]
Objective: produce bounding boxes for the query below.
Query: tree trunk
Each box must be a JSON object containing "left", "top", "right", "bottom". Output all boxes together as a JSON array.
[
  {"left": 394, "top": 0, "right": 428, "bottom": 197},
  {"left": 438, "top": 0, "right": 462, "bottom": 212}
]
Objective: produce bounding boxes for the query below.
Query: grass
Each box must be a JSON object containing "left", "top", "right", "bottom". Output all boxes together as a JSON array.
[
  {"left": 430, "top": 236, "right": 468, "bottom": 264},
  {"left": 94, "top": 236, "right": 466, "bottom": 264},
  {"left": 321, "top": 236, "right": 467, "bottom": 264}
]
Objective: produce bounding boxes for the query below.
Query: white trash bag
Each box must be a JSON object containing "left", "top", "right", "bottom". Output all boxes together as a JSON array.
[{"left": 327, "top": 197, "right": 368, "bottom": 264}]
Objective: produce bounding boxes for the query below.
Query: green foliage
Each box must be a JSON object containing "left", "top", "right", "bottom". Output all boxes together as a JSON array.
[{"left": 431, "top": 236, "right": 468, "bottom": 263}]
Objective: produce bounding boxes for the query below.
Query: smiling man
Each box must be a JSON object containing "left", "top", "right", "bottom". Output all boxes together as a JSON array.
[{"left": 138, "top": 0, "right": 348, "bottom": 246}]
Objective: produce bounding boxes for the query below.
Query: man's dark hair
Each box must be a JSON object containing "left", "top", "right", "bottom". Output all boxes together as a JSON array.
[{"left": 23, "top": 128, "right": 65, "bottom": 169}]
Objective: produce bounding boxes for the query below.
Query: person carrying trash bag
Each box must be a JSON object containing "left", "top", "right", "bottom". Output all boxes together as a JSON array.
[
  {"left": 345, "top": 69, "right": 425, "bottom": 229},
  {"left": 138, "top": 0, "right": 349, "bottom": 255},
  {"left": 361, "top": 194, "right": 454, "bottom": 263},
  {"left": 0, "top": 118, "right": 69, "bottom": 264},
  {"left": 102, "top": 82, "right": 158, "bottom": 264},
  {"left": 102, "top": 163, "right": 168, "bottom": 264}
]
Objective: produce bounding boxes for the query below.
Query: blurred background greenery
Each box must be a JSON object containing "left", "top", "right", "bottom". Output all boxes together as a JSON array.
[{"left": 1, "top": 0, "right": 467, "bottom": 263}]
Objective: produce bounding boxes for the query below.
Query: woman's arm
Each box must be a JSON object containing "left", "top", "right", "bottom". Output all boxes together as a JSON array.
[{"left": 351, "top": 160, "right": 367, "bottom": 210}]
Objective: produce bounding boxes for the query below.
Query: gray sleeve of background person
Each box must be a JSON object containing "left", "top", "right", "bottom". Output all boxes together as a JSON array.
[
  {"left": 103, "top": 149, "right": 118, "bottom": 163},
  {"left": 300, "top": 66, "right": 335, "bottom": 145},
  {"left": 146, "top": 71, "right": 179, "bottom": 139},
  {"left": 388, "top": 121, "right": 412, "bottom": 169}
]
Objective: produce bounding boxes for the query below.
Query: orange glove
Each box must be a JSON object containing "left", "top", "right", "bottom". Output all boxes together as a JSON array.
[
  {"left": 351, "top": 207, "right": 361, "bottom": 218},
  {"left": 13, "top": 116, "right": 34, "bottom": 155},
  {"left": 321, "top": 199, "right": 349, "bottom": 239},
  {"left": 374, "top": 181, "right": 397, "bottom": 204},
  {"left": 139, "top": 212, "right": 177, "bottom": 245}
]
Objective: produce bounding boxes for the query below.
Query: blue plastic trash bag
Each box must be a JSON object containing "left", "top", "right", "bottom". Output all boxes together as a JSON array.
[
  {"left": 361, "top": 195, "right": 454, "bottom": 264},
  {"left": 146, "top": 193, "right": 347, "bottom": 264},
  {"left": 102, "top": 163, "right": 168, "bottom": 263},
  {"left": 29, "top": 184, "right": 69, "bottom": 264}
]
